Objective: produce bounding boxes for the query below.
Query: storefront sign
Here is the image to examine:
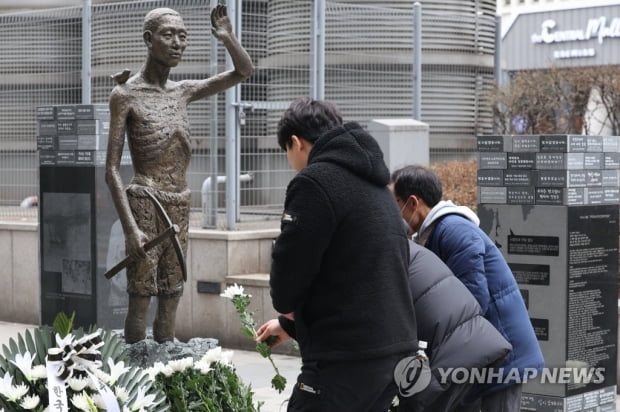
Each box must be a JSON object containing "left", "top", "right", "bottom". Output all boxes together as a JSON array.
[
  {"left": 531, "top": 17, "right": 620, "bottom": 45},
  {"left": 503, "top": 5, "right": 620, "bottom": 70}
]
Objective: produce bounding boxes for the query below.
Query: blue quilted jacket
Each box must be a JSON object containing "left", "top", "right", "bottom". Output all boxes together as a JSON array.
[{"left": 417, "top": 201, "right": 544, "bottom": 398}]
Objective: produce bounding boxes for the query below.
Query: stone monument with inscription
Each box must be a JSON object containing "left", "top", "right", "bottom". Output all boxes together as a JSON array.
[
  {"left": 477, "top": 134, "right": 618, "bottom": 411},
  {"left": 37, "top": 104, "right": 132, "bottom": 329}
]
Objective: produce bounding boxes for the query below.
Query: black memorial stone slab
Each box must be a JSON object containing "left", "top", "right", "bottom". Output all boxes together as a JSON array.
[
  {"left": 512, "top": 135, "right": 540, "bottom": 152},
  {"left": 478, "top": 204, "right": 618, "bottom": 411},
  {"left": 37, "top": 104, "right": 131, "bottom": 330},
  {"left": 539, "top": 135, "right": 587, "bottom": 153},
  {"left": 477, "top": 135, "right": 512, "bottom": 152},
  {"left": 39, "top": 165, "right": 133, "bottom": 329}
]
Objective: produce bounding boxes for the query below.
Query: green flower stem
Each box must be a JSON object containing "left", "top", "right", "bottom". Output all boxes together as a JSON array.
[{"left": 231, "top": 295, "right": 287, "bottom": 393}]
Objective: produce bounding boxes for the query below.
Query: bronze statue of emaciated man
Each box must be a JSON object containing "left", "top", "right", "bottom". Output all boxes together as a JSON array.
[{"left": 105, "top": 5, "right": 254, "bottom": 343}]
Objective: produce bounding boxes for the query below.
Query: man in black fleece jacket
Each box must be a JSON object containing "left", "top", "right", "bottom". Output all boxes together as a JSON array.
[{"left": 256, "top": 97, "right": 418, "bottom": 411}]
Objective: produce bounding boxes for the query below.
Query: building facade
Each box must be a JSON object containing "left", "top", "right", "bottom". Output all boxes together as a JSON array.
[
  {"left": 501, "top": 2, "right": 620, "bottom": 71},
  {"left": 499, "top": 1, "right": 620, "bottom": 136},
  {"left": 498, "top": 0, "right": 620, "bottom": 37}
]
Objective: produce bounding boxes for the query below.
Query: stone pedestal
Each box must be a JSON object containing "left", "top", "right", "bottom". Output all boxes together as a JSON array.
[
  {"left": 478, "top": 203, "right": 618, "bottom": 411},
  {"left": 367, "top": 118, "right": 429, "bottom": 171}
]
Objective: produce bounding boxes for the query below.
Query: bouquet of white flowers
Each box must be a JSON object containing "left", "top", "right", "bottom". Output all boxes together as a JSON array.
[
  {"left": 145, "top": 346, "right": 260, "bottom": 412},
  {"left": 0, "top": 313, "right": 166, "bottom": 412},
  {"left": 0, "top": 312, "right": 262, "bottom": 412}
]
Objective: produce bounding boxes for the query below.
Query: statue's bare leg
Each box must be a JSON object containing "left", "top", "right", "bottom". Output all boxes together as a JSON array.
[
  {"left": 124, "top": 295, "right": 151, "bottom": 343},
  {"left": 153, "top": 295, "right": 181, "bottom": 343}
]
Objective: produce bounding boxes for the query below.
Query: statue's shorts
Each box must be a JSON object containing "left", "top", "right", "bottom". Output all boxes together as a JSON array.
[{"left": 125, "top": 184, "right": 190, "bottom": 297}]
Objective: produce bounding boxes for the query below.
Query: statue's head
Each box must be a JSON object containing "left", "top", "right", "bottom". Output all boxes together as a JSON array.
[
  {"left": 143, "top": 8, "right": 187, "bottom": 66},
  {"left": 143, "top": 8, "right": 183, "bottom": 34}
]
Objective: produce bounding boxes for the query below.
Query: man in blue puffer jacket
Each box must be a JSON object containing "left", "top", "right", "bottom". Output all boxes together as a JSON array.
[{"left": 391, "top": 165, "right": 544, "bottom": 412}]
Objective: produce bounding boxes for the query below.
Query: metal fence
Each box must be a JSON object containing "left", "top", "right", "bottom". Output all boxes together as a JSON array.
[
  {"left": 0, "top": 7, "right": 82, "bottom": 219},
  {"left": 0, "top": 0, "right": 496, "bottom": 227}
]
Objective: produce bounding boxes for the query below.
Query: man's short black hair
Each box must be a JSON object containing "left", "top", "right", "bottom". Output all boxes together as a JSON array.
[
  {"left": 276, "top": 97, "right": 343, "bottom": 150},
  {"left": 391, "top": 165, "right": 443, "bottom": 207}
]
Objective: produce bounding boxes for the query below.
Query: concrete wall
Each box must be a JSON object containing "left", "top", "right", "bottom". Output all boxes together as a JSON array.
[
  {"left": 0, "top": 222, "right": 39, "bottom": 324},
  {"left": 0, "top": 220, "right": 282, "bottom": 351},
  {"left": 179, "top": 229, "right": 281, "bottom": 350}
]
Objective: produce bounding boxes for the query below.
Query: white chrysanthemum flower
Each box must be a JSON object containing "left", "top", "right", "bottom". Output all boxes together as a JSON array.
[
  {"left": 91, "top": 393, "right": 106, "bottom": 410},
  {"left": 201, "top": 346, "right": 221, "bottom": 364},
  {"left": 71, "top": 391, "right": 98, "bottom": 412},
  {"left": 115, "top": 386, "right": 129, "bottom": 403},
  {"left": 1, "top": 382, "right": 29, "bottom": 402},
  {"left": 157, "top": 363, "right": 174, "bottom": 378},
  {"left": 0, "top": 371, "right": 13, "bottom": 394},
  {"left": 194, "top": 359, "right": 212, "bottom": 375},
  {"left": 106, "top": 358, "right": 130, "bottom": 385},
  {"left": 145, "top": 361, "right": 173, "bottom": 379},
  {"left": 220, "top": 283, "right": 250, "bottom": 299},
  {"left": 201, "top": 346, "right": 234, "bottom": 366},
  {"left": 86, "top": 376, "right": 101, "bottom": 391},
  {"left": 68, "top": 375, "right": 89, "bottom": 392},
  {"left": 30, "top": 365, "right": 47, "bottom": 381},
  {"left": 167, "top": 357, "right": 194, "bottom": 373},
  {"left": 10, "top": 352, "right": 36, "bottom": 381},
  {"left": 129, "top": 387, "right": 156, "bottom": 410},
  {"left": 55, "top": 333, "right": 75, "bottom": 349},
  {"left": 19, "top": 394, "right": 40, "bottom": 409},
  {"left": 92, "top": 368, "right": 112, "bottom": 385},
  {"left": 220, "top": 349, "right": 234, "bottom": 365}
]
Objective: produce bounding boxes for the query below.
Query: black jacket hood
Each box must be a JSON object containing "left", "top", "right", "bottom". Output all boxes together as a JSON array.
[{"left": 307, "top": 122, "right": 390, "bottom": 186}]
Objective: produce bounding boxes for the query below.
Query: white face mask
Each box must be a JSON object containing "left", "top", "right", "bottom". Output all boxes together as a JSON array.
[
  {"left": 399, "top": 196, "right": 411, "bottom": 216},
  {"left": 399, "top": 196, "right": 416, "bottom": 236}
]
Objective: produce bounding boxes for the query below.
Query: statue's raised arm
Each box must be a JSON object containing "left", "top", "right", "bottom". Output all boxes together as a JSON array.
[
  {"left": 210, "top": 4, "right": 233, "bottom": 40},
  {"left": 185, "top": 5, "right": 254, "bottom": 102}
]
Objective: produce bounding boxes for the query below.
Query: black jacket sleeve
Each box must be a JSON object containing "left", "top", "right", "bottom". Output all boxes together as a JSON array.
[{"left": 278, "top": 315, "right": 296, "bottom": 339}]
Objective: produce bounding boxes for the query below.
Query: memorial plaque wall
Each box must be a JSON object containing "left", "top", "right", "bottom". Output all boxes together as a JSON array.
[
  {"left": 477, "top": 134, "right": 618, "bottom": 412},
  {"left": 37, "top": 105, "right": 131, "bottom": 329}
]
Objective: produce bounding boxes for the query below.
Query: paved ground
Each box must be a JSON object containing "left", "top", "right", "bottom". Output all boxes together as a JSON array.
[
  {"left": 1, "top": 321, "right": 619, "bottom": 412},
  {"left": 0, "top": 321, "right": 300, "bottom": 412},
  {"left": 232, "top": 349, "right": 300, "bottom": 411}
]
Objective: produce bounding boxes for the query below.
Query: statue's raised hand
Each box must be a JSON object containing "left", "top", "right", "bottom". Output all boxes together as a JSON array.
[{"left": 211, "top": 5, "right": 233, "bottom": 41}]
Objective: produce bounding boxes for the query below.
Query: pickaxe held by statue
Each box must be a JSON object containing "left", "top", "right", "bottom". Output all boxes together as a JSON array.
[{"left": 104, "top": 190, "right": 187, "bottom": 281}]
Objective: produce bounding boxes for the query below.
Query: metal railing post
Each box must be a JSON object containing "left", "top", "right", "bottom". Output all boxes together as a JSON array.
[
  {"left": 81, "top": 0, "right": 91, "bottom": 104},
  {"left": 207, "top": 0, "right": 220, "bottom": 228},
  {"left": 225, "top": 0, "right": 242, "bottom": 230},
  {"left": 413, "top": 2, "right": 422, "bottom": 121},
  {"left": 310, "top": 0, "right": 325, "bottom": 99},
  {"left": 495, "top": 14, "right": 502, "bottom": 87}
]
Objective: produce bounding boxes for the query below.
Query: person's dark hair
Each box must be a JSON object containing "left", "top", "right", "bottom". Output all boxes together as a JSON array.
[
  {"left": 391, "top": 165, "right": 443, "bottom": 207},
  {"left": 276, "top": 97, "right": 343, "bottom": 150}
]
